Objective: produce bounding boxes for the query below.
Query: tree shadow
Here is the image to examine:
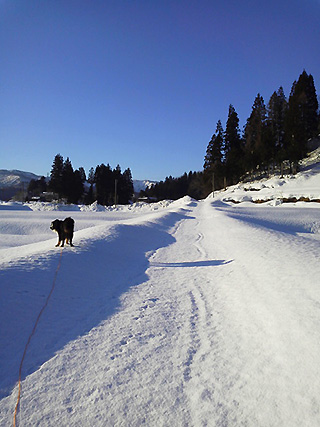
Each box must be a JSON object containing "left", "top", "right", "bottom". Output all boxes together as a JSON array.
[{"left": 0, "top": 211, "right": 188, "bottom": 399}]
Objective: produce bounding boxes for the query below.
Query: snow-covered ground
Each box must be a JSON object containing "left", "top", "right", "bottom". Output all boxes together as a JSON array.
[{"left": 1, "top": 159, "right": 320, "bottom": 426}]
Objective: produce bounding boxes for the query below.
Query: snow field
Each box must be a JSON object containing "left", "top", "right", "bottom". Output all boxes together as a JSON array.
[
  {"left": 0, "top": 193, "right": 320, "bottom": 426},
  {"left": 196, "top": 201, "right": 320, "bottom": 426}
]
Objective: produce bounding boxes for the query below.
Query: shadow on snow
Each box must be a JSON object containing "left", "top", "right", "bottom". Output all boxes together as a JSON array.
[
  {"left": 150, "top": 260, "right": 232, "bottom": 268},
  {"left": 0, "top": 211, "right": 188, "bottom": 399},
  {"left": 212, "top": 200, "right": 314, "bottom": 235}
]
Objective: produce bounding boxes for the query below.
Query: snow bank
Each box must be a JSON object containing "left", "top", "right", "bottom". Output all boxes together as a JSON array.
[
  {"left": 213, "top": 151, "right": 320, "bottom": 206},
  {"left": 0, "top": 201, "right": 32, "bottom": 211},
  {"left": 0, "top": 199, "right": 175, "bottom": 214}
]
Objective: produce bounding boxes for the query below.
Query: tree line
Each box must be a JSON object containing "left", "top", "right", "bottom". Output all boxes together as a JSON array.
[
  {"left": 203, "top": 70, "right": 319, "bottom": 193},
  {"left": 140, "top": 171, "right": 204, "bottom": 201},
  {"left": 27, "top": 154, "right": 134, "bottom": 205},
  {"left": 145, "top": 70, "right": 319, "bottom": 200},
  {"left": 27, "top": 70, "right": 319, "bottom": 204}
]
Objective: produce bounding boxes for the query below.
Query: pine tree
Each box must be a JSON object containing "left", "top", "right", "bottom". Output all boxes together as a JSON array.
[
  {"left": 78, "top": 167, "right": 86, "bottom": 184},
  {"left": 27, "top": 176, "right": 47, "bottom": 199},
  {"left": 62, "top": 157, "right": 74, "bottom": 203},
  {"left": 285, "top": 70, "right": 319, "bottom": 162},
  {"left": 121, "top": 168, "right": 134, "bottom": 204},
  {"left": 204, "top": 120, "right": 224, "bottom": 191},
  {"left": 244, "top": 94, "right": 268, "bottom": 172},
  {"left": 49, "top": 154, "right": 64, "bottom": 199},
  {"left": 187, "top": 171, "right": 205, "bottom": 199},
  {"left": 88, "top": 167, "right": 95, "bottom": 184},
  {"left": 95, "top": 163, "right": 113, "bottom": 205},
  {"left": 144, "top": 171, "right": 205, "bottom": 201},
  {"left": 267, "top": 87, "right": 288, "bottom": 163},
  {"left": 224, "top": 105, "right": 243, "bottom": 184},
  {"left": 204, "top": 120, "right": 224, "bottom": 169},
  {"left": 85, "top": 167, "right": 95, "bottom": 204},
  {"left": 71, "top": 169, "right": 84, "bottom": 204}
]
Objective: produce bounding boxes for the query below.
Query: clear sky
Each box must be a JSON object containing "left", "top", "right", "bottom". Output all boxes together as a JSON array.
[{"left": 1, "top": 0, "right": 320, "bottom": 181}]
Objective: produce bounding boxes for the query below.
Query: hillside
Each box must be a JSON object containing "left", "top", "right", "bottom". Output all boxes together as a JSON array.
[
  {"left": 0, "top": 170, "right": 42, "bottom": 200},
  {"left": 213, "top": 146, "right": 320, "bottom": 205},
  {"left": 0, "top": 169, "right": 41, "bottom": 188},
  {"left": 133, "top": 179, "right": 158, "bottom": 193}
]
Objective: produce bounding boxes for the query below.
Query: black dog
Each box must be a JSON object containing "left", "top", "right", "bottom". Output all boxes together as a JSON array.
[{"left": 50, "top": 217, "right": 75, "bottom": 247}]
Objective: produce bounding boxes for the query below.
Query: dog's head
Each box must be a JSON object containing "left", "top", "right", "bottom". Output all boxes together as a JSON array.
[{"left": 50, "top": 219, "right": 62, "bottom": 232}]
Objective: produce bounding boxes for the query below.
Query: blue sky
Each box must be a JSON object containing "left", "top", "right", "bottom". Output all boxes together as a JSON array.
[{"left": 1, "top": 0, "right": 319, "bottom": 181}]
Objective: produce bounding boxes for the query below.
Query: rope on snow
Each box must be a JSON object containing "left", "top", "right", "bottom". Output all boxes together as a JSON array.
[{"left": 13, "top": 248, "right": 63, "bottom": 427}]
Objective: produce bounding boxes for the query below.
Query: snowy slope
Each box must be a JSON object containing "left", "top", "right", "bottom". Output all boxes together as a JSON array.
[
  {"left": 1, "top": 161, "right": 320, "bottom": 425},
  {"left": 214, "top": 147, "right": 320, "bottom": 205},
  {"left": 0, "top": 170, "right": 42, "bottom": 201},
  {"left": 133, "top": 179, "right": 157, "bottom": 193}
]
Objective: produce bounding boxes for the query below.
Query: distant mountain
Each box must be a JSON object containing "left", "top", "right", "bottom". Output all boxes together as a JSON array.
[
  {"left": 0, "top": 169, "right": 42, "bottom": 188},
  {"left": 133, "top": 179, "right": 157, "bottom": 193},
  {"left": 0, "top": 169, "right": 42, "bottom": 200}
]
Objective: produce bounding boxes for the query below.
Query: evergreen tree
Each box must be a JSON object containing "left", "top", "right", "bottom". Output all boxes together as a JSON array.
[
  {"left": 49, "top": 154, "right": 64, "bottom": 199},
  {"left": 113, "top": 165, "right": 122, "bottom": 205},
  {"left": 62, "top": 157, "right": 74, "bottom": 202},
  {"left": 27, "top": 176, "right": 47, "bottom": 199},
  {"left": 224, "top": 104, "right": 243, "bottom": 184},
  {"left": 121, "top": 168, "right": 134, "bottom": 204},
  {"left": 38, "top": 176, "right": 47, "bottom": 193},
  {"left": 267, "top": 87, "right": 288, "bottom": 163},
  {"left": 203, "top": 120, "right": 224, "bottom": 191},
  {"left": 88, "top": 167, "right": 95, "bottom": 184},
  {"left": 244, "top": 94, "right": 268, "bottom": 172},
  {"left": 95, "top": 163, "right": 113, "bottom": 205},
  {"left": 144, "top": 171, "right": 205, "bottom": 201},
  {"left": 285, "top": 70, "right": 319, "bottom": 162},
  {"left": 86, "top": 167, "right": 95, "bottom": 204},
  {"left": 204, "top": 120, "right": 224, "bottom": 169},
  {"left": 71, "top": 169, "right": 84, "bottom": 204},
  {"left": 187, "top": 171, "right": 205, "bottom": 199},
  {"left": 78, "top": 167, "right": 86, "bottom": 184}
]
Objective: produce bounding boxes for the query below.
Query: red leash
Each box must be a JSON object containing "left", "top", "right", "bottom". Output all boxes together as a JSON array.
[{"left": 13, "top": 248, "right": 63, "bottom": 426}]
